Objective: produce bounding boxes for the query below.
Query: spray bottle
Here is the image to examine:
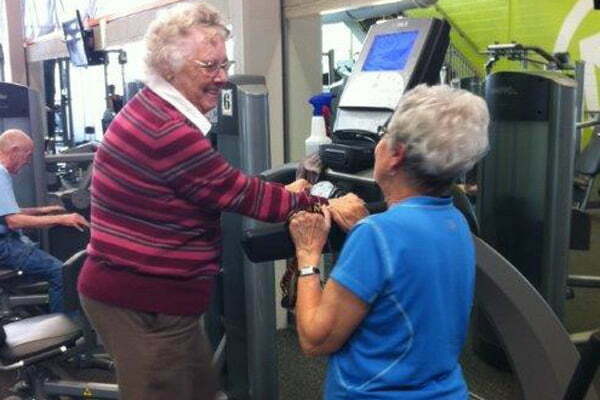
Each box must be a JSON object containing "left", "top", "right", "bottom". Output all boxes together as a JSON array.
[{"left": 305, "top": 92, "right": 334, "bottom": 156}]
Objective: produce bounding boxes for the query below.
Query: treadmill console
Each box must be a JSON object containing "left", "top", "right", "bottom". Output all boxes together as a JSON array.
[{"left": 323, "top": 18, "right": 450, "bottom": 172}]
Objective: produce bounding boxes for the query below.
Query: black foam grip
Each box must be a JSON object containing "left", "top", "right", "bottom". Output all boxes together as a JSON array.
[
  {"left": 241, "top": 201, "right": 387, "bottom": 263},
  {"left": 562, "top": 329, "right": 600, "bottom": 400}
]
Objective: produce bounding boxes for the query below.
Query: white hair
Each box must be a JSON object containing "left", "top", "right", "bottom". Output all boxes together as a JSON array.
[
  {"left": 386, "top": 84, "right": 489, "bottom": 188},
  {"left": 143, "top": 2, "right": 229, "bottom": 79}
]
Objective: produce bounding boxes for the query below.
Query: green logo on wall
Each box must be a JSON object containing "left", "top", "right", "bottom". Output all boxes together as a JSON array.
[{"left": 555, "top": 0, "right": 600, "bottom": 111}]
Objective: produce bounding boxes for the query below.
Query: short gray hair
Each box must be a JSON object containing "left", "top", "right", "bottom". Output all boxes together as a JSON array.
[
  {"left": 386, "top": 84, "right": 489, "bottom": 192},
  {"left": 143, "top": 2, "right": 229, "bottom": 79}
]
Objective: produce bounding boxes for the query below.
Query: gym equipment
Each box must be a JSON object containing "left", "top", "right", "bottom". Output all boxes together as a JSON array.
[
  {"left": 569, "top": 124, "right": 600, "bottom": 295},
  {"left": 213, "top": 75, "right": 278, "bottom": 400},
  {"left": 101, "top": 50, "right": 127, "bottom": 133},
  {"left": 240, "top": 169, "right": 600, "bottom": 400},
  {"left": 0, "top": 268, "right": 49, "bottom": 322},
  {"left": 1, "top": 81, "right": 93, "bottom": 261},
  {"left": 563, "top": 330, "right": 600, "bottom": 400},
  {"left": 45, "top": 143, "right": 96, "bottom": 261},
  {"left": 475, "top": 70, "right": 578, "bottom": 367},
  {"left": 479, "top": 70, "right": 577, "bottom": 319},
  {"left": 573, "top": 124, "right": 600, "bottom": 212},
  {"left": 321, "top": 18, "right": 450, "bottom": 173},
  {"left": 43, "top": 58, "right": 75, "bottom": 150},
  {"left": 483, "top": 43, "right": 573, "bottom": 75},
  {"left": 0, "top": 250, "right": 232, "bottom": 400},
  {"left": 0, "top": 251, "right": 119, "bottom": 400}
]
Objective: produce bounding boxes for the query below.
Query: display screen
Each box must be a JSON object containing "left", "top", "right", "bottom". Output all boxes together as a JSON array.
[
  {"left": 362, "top": 30, "right": 419, "bottom": 72},
  {"left": 62, "top": 17, "right": 88, "bottom": 67}
]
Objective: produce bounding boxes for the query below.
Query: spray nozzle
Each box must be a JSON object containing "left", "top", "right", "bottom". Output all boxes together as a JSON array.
[{"left": 309, "top": 92, "right": 334, "bottom": 116}]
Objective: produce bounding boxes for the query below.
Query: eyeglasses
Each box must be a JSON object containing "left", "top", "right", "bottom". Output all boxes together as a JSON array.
[
  {"left": 192, "top": 59, "right": 235, "bottom": 75},
  {"left": 377, "top": 125, "right": 388, "bottom": 138}
]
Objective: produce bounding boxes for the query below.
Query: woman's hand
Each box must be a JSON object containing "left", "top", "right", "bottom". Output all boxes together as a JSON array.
[
  {"left": 285, "top": 178, "right": 312, "bottom": 193},
  {"left": 327, "top": 193, "right": 368, "bottom": 231},
  {"left": 289, "top": 208, "right": 331, "bottom": 266}
]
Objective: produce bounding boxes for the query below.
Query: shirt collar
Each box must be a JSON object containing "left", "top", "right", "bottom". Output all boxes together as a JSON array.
[
  {"left": 0, "top": 164, "right": 10, "bottom": 176},
  {"left": 144, "top": 73, "right": 212, "bottom": 135}
]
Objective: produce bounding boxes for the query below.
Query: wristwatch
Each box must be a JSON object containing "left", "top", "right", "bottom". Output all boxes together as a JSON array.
[{"left": 298, "top": 266, "right": 320, "bottom": 277}]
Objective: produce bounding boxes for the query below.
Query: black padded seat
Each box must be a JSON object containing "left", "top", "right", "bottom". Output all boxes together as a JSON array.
[
  {"left": 0, "top": 313, "right": 81, "bottom": 364},
  {"left": 15, "top": 281, "right": 49, "bottom": 294},
  {"left": 575, "top": 129, "right": 600, "bottom": 176},
  {"left": 0, "top": 268, "right": 21, "bottom": 280}
]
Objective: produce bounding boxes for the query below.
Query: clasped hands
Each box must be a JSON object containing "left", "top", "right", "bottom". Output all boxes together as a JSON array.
[{"left": 289, "top": 193, "right": 367, "bottom": 265}]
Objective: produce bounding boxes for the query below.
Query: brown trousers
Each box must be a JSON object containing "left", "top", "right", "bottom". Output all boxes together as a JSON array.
[{"left": 80, "top": 295, "right": 217, "bottom": 400}]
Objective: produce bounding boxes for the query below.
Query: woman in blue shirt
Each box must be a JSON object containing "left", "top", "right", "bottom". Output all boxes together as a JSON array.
[{"left": 289, "top": 84, "right": 490, "bottom": 399}]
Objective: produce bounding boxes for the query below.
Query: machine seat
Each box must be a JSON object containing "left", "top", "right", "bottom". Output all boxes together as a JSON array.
[
  {"left": 575, "top": 129, "right": 600, "bottom": 176},
  {"left": 0, "top": 269, "right": 21, "bottom": 281},
  {"left": 14, "top": 281, "right": 49, "bottom": 294},
  {"left": 0, "top": 313, "right": 81, "bottom": 364}
]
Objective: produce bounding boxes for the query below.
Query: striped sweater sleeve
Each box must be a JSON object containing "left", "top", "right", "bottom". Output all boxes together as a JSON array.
[{"left": 151, "top": 122, "right": 324, "bottom": 222}]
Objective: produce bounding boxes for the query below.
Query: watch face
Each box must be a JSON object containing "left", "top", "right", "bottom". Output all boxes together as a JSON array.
[{"left": 310, "top": 180, "right": 336, "bottom": 199}]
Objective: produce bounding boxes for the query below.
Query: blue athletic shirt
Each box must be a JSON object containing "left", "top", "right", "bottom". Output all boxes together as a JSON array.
[
  {"left": 325, "top": 196, "right": 474, "bottom": 400},
  {"left": 0, "top": 165, "right": 19, "bottom": 234}
]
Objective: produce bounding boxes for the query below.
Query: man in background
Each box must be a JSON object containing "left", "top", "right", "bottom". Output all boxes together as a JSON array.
[{"left": 0, "top": 129, "right": 88, "bottom": 312}]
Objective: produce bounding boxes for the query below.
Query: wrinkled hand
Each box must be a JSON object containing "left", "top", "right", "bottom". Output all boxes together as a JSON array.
[
  {"left": 327, "top": 193, "right": 368, "bottom": 231},
  {"left": 60, "top": 213, "right": 90, "bottom": 232},
  {"left": 289, "top": 208, "right": 331, "bottom": 266},
  {"left": 285, "top": 178, "right": 312, "bottom": 193}
]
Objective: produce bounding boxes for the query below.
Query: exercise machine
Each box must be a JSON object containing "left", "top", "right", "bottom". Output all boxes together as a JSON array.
[
  {"left": 0, "top": 251, "right": 118, "bottom": 400},
  {"left": 0, "top": 269, "right": 48, "bottom": 323},
  {"left": 322, "top": 18, "right": 450, "bottom": 172},
  {"left": 240, "top": 166, "right": 600, "bottom": 400}
]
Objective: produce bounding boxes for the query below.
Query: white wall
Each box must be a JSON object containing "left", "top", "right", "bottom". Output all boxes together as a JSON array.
[
  {"left": 283, "top": 0, "right": 399, "bottom": 18},
  {"left": 229, "top": 0, "right": 285, "bottom": 166},
  {"left": 285, "top": 15, "right": 322, "bottom": 162},
  {"left": 3, "top": 0, "right": 27, "bottom": 84}
]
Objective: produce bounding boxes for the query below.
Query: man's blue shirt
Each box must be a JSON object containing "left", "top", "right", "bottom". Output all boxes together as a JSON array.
[
  {"left": 325, "top": 196, "right": 475, "bottom": 400},
  {"left": 0, "top": 165, "right": 19, "bottom": 234}
]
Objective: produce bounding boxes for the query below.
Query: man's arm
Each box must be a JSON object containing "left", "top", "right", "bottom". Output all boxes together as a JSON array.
[
  {"left": 5, "top": 212, "right": 89, "bottom": 231},
  {"left": 19, "top": 205, "right": 66, "bottom": 216}
]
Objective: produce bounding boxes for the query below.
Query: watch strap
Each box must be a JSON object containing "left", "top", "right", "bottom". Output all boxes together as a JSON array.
[{"left": 298, "top": 266, "right": 320, "bottom": 277}]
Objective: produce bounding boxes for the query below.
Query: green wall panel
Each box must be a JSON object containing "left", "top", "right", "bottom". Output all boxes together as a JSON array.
[{"left": 407, "top": 0, "right": 600, "bottom": 121}]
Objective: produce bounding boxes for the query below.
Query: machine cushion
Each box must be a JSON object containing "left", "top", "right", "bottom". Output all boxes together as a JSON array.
[
  {"left": 0, "top": 314, "right": 81, "bottom": 364},
  {"left": 576, "top": 128, "right": 600, "bottom": 176},
  {"left": 0, "top": 268, "right": 21, "bottom": 280},
  {"left": 14, "top": 281, "right": 50, "bottom": 293}
]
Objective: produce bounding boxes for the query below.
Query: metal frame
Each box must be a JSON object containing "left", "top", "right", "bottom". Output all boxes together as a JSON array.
[
  {"left": 474, "top": 236, "right": 598, "bottom": 400},
  {"left": 216, "top": 75, "right": 277, "bottom": 400}
]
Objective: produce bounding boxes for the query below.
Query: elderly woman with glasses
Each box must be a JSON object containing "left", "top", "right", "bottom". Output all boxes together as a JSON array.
[
  {"left": 289, "top": 84, "right": 490, "bottom": 400},
  {"left": 77, "top": 2, "right": 363, "bottom": 399}
]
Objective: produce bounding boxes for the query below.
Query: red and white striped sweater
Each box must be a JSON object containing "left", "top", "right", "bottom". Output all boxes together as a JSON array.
[{"left": 78, "top": 87, "right": 325, "bottom": 315}]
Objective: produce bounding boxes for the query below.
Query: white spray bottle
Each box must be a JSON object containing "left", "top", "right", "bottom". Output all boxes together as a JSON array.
[{"left": 305, "top": 93, "right": 334, "bottom": 156}]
